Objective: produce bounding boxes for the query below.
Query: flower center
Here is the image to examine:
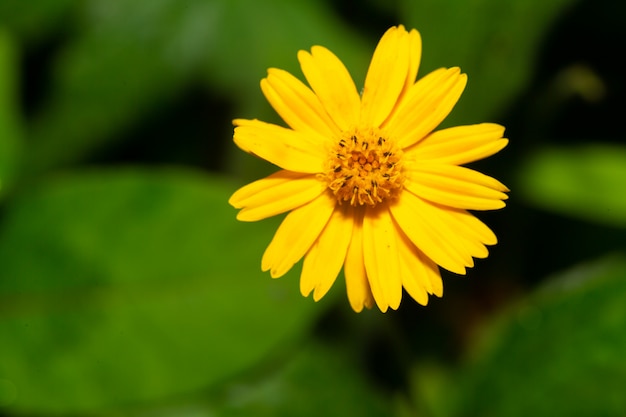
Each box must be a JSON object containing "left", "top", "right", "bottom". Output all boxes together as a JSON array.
[{"left": 324, "top": 127, "right": 404, "bottom": 206}]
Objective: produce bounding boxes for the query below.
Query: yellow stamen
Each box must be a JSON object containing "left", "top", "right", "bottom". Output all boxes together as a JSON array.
[{"left": 324, "top": 127, "right": 404, "bottom": 206}]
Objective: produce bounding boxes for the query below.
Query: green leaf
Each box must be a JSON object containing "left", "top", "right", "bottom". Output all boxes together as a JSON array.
[
  {"left": 126, "top": 343, "right": 393, "bottom": 417},
  {"left": 454, "top": 255, "right": 626, "bottom": 417},
  {"left": 0, "top": 28, "right": 22, "bottom": 194},
  {"left": 23, "top": 0, "right": 370, "bottom": 178},
  {"left": 404, "top": 361, "right": 456, "bottom": 417},
  {"left": 516, "top": 144, "right": 626, "bottom": 227},
  {"left": 210, "top": 343, "right": 393, "bottom": 417},
  {"left": 0, "top": 0, "right": 76, "bottom": 43},
  {"left": 0, "top": 168, "right": 321, "bottom": 414},
  {"left": 401, "top": 0, "right": 577, "bottom": 124},
  {"left": 25, "top": 0, "right": 212, "bottom": 173}
]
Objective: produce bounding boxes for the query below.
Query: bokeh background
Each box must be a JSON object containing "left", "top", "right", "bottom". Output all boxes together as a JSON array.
[{"left": 1, "top": 0, "right": 625, "bottom": 416}]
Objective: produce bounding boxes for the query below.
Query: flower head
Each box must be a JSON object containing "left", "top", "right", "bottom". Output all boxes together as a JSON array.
[{"left": 229, "top": 25, "right": 509, "bottom": 312}]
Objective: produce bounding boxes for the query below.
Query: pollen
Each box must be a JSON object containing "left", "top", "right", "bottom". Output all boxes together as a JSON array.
[{"left": 324, "top": 127, "right": 404, "bottom": 206}]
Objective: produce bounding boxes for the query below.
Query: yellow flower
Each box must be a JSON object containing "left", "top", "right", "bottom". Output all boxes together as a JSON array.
[{"left": 229, "top": 25, "right": 509, "bottom": 312}]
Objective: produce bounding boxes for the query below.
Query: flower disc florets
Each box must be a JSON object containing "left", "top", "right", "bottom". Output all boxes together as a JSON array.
[{"left": 324, "top": 127, "right": 404, "bottom": 206}]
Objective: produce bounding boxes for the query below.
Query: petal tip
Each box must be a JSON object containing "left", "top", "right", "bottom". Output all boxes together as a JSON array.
[
  {"left": 312, "top": 288, "right": 327, "bottom": 302},
  {"left": 234, "top": 210, "right": 260, "bottom": 222},
  {"left": 270, "top": 268, "right": 287, "bottom": 279},
  {"left": 300, "top": 284, "right": 313, "bottom": 298},
  {"left": 233, "top": 118, "right": 255, "bottom": 127},
  {"left": 228, "top": 195, "right": 240, "bottom": 208}
]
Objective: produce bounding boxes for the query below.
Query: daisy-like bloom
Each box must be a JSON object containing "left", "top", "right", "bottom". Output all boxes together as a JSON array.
[{"left": 229, "top": 25, "right": 509, "bottom": 312}]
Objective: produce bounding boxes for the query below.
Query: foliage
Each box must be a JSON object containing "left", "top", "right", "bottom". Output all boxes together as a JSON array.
[
  {"left": 0, "top": 0, "right": 624, "bottom": 416},
  {"left": 518, "top": 144, "right": 626, "bottom": 227}
]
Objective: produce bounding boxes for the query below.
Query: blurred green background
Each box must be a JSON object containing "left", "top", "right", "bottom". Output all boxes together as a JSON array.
[{"left": 1, "top": 0, "right": 625, "bottom": 416}]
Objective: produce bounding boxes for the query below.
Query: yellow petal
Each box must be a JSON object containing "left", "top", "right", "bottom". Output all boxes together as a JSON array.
[
  {"left": 360, "top": 26, "right": 410, "bottom": 127},
  {"left": 344, "top": 207, "right": 375, "bottom": 312},
  {"left": 404, "top": 164, "right": 509, "bottom": 211},
  {"left": 301, "top": 204, "right": 354, "bottom": 301},
  {"left": 442, "top": 207, "right": 498, "bottom": 247},
  {"left": 402, "top": 29, "right": 422, "bottom": 97},
  {"left": 423, "top": 252, "right": 444, "bottom": 297},
  {"left": 415, "top": 202, "right": 495, "bottom": 259},
  {"left": 261, "top": 68, "right": 340, "bottom": 138},
  {"left": 229, "top": 171, "right": 326, "bottom": 222},
  {"left": 408, "top": 123, "right": 508, "bottom": 165},
  {"left": 397, "top": 228, "right": 446, "bottom": 304},
  {"left": 389, "top": 191, "right": 474, "bottom": 274},
  {"left": 362, "top": 206, "right": 403, "bottom": 312},
  {"left": 384, "top": 67, "right": 467, "bottom": 149},
  {"left": 297, "top": 46, "right": 360, "bottom": 130},
  {"left": 233, "top": 119, "right": 326, "bottom": 173},
  {"left": 396, "top": 231, "right": 429, "bottom": 306},
  {"left": 261, "top": 193, "right": 335, "bottom": 278}
]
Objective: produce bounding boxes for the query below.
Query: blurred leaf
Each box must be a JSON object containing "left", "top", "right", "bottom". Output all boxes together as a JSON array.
[
  {"left": 23, "top": 0, "right": 369, "bottom": 178},
  {"left": 0, "top": 168, "right": 321, "bottom": 414},
  {"left": 25, "top": 0, "right": 214, "bottom": 174},
  {"left": 402, "top": 0, "right": 577, "bottom": 125},
  {"left": 108, "top": 344, "right": 392, "bottom": 417},
  {"left": 210, "top": 343, "right": 392, "bottom": 417},
  {"left": 452, "top": 255, "right": 626, "bottom": 417},
  {"left": 517, "top": 144, "right": 626, "bottom": 227},
  {"left": 403, "top": 361, "right": 455, "bottom": 417},
  {"left": 0, "top": 28, "right": 22, "bottom": 194},
  {"left": 0, "top": 0, "right": 76, "bottom": 42}
]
